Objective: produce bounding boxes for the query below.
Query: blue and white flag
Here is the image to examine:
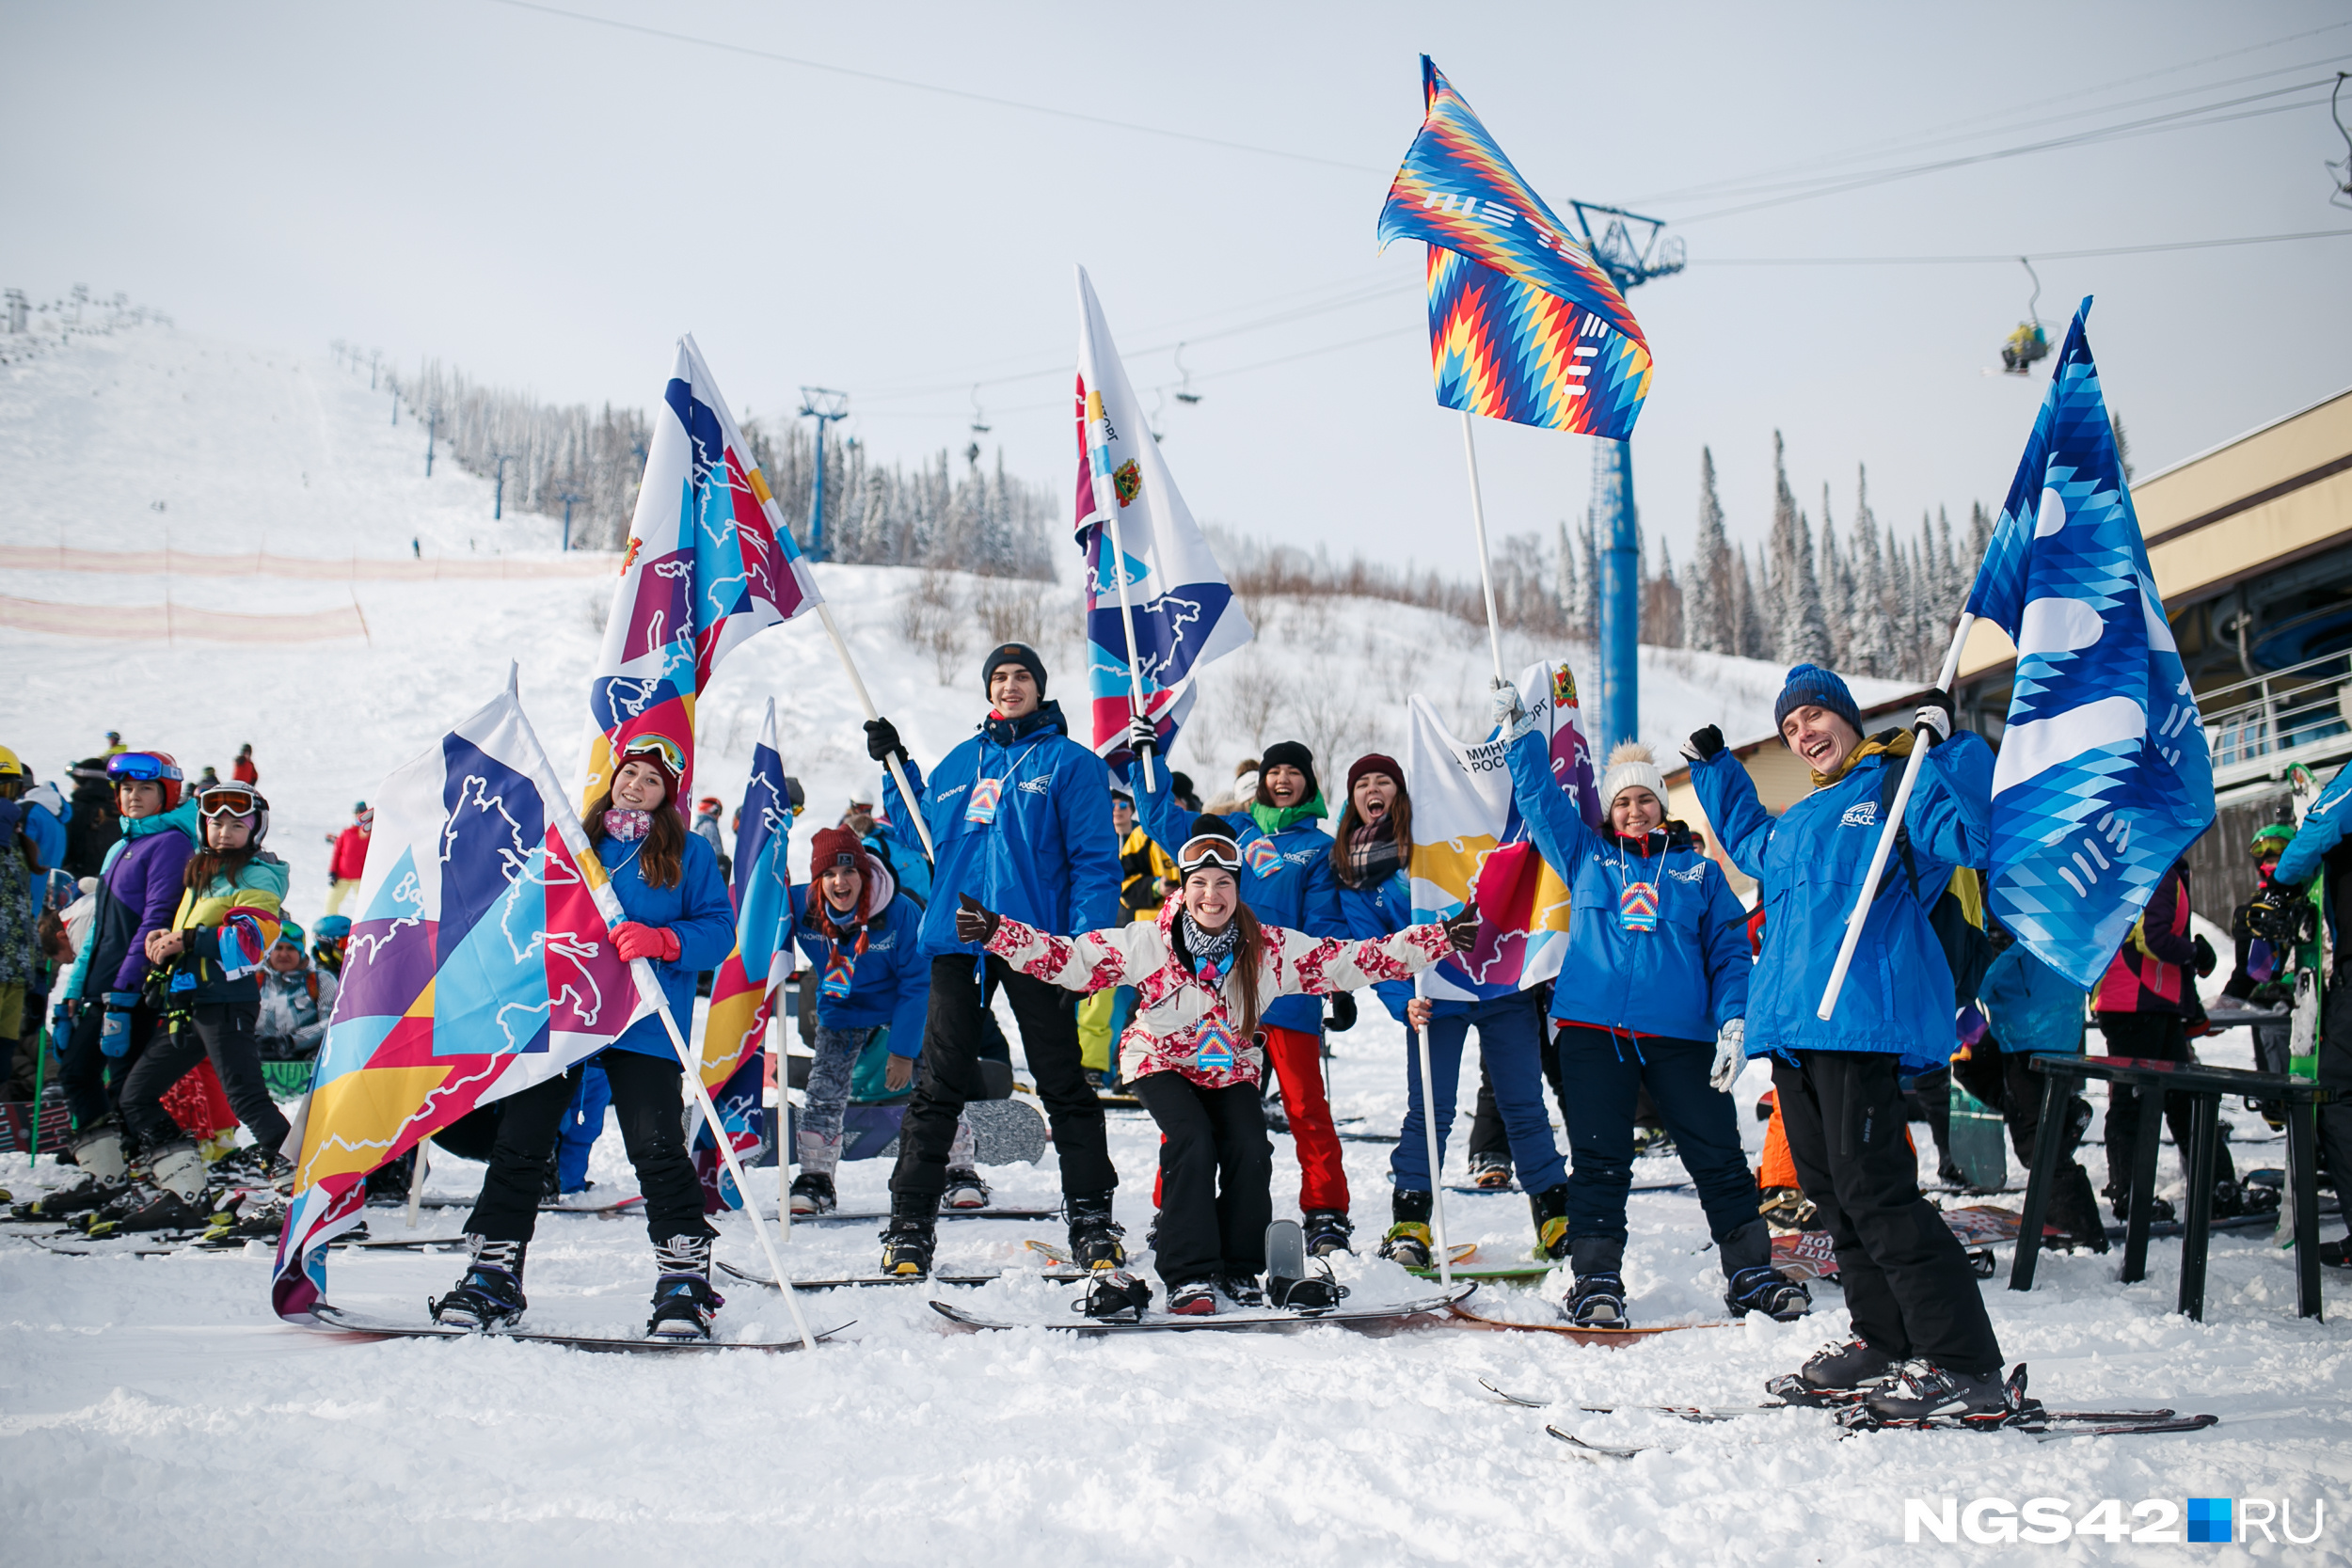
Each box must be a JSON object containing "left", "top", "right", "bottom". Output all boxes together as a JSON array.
[
  {"left": 1073, "top": 266, "right": 1255, "bottom": 771},
  {"left": 1964, "top": 299, "right": 2214, "bottom": 990}
]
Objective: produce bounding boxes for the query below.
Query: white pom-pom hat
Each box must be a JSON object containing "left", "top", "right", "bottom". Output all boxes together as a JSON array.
[{"left": 1598, "top": 741, "right": 1668, "bottom": 816}]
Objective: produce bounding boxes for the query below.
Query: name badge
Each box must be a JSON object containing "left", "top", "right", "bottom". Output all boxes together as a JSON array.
[
  {"left": 1194, "top": 1023, "right": 1236, "bottom": 1072},
  {"left": 965, "top": 777, "right": 1004, "bottom": 826},
  {"left": 820, "top": 948, "right": 855, "bottom": 1002},
  {"left": 1243, "top": 837, "right": 1281, "bottom": 877},
  {"left": 1618, "top": 879, "right": 1660, "bottom": 933}
]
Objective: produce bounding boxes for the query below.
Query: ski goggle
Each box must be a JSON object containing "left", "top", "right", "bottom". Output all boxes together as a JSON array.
[
  {"left": 618, "top": 733, "right": 685, "bottom": 777},
  {"left": 1176, "top": 834, "right": 1244, "bottom": 876},
  {"left": 199, "top": 786, "right": 262, "bottom": 819},
  {"left": 106, "top": 752, "right": 181, "bottom": 784}
]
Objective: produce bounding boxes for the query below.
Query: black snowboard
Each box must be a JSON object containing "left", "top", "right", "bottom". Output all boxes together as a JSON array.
[{"left": 306, "top": 1304, "right": 849, "bottom": 1353}]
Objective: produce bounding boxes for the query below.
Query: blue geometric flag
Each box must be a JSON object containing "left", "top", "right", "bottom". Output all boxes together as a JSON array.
[{"left": 1964, "top": 299, "right": 2214, "bottom": 990}]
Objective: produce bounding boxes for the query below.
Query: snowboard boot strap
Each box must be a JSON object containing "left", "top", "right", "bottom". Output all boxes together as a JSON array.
[
  {"left": 1267, "top": 1260, "right": 1351, "bottom": 1313},
  {"left": 1075, "top": 1269, "right": 1152, "bottom": 1322},
  {"left": 430, "top": 1235, "right": 529, "bottom": 1327},
  {"left": 795, "top": 1129, "right": 842, "bottom": 1180}
]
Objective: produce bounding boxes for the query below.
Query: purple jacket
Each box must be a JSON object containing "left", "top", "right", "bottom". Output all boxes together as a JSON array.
[{"left": 81, "top": 824, "right": 196, "bottom": 1000}]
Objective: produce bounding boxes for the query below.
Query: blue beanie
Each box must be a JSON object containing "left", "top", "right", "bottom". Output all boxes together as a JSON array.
[{"left": 1773, "top": 664, "right": 1863, "bottom": 741}]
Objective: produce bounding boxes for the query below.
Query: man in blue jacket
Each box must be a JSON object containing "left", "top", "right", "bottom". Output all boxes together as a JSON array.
[
  {"left": 866, "top": 643, "right": 1123, "bottom": 1275},
  {"left": 1689, "top": 665, "right": 2006, "bottom": 1419},
  {"left": 2261, "top": 768, "right": 2352, "bottom": 1268}
]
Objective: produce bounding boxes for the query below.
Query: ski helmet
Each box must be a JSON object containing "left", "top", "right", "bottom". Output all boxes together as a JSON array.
[
  {"left": 2250, "top": 821, "right": 2294, "bottom": 859},
  {"left": 196, "top": 782, "right": 269, "bottom": 845},
  {"left": 0, "top": 745, "right": 23, "bottom": 781},
  {"left": 106, "top": 750, "right": 184, "bottom": 809}
]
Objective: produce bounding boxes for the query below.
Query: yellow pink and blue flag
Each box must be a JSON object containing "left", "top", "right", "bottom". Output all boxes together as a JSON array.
[
  {"left": 1964, "top": 299, "right": 2215, "bottom": 989},
  {"left": 1376, "top": 57, "right": 1652, "bottom": 439},
  {"left": 272, "top": 674, "right": 652, "bottom": 1321},
  {"left": 697, "top": 697, "right": 791, "bottom": 1093},
  {"left": 1406, "top": 658, "right": 1602, "bottom": 1002},
  {"left": 581, "top": 336, "right": 820, "bottom": 811}
]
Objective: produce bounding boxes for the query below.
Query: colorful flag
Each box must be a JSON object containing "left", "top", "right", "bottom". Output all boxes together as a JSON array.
[
  {"left": 1376, "top": 56, "right": 1652, "bottom": 439},
  {"left": 1406, "top": 659, "right": 1601, "bottom": 1003},
  {"left": 1964, "top": 299, "right": 2215, "bottom": 990},
  {"left": 696, "top": 697, "right": 791, "bottom": 1092},
  {"left": 272, "top": 675, "right": 652, "bottom": 1321},
  {"left": 1073, "top": 265, "right": 1255, "bottom": 770},
  {"left": 581, "top": 336, "right": 820, "bottom": 809}
]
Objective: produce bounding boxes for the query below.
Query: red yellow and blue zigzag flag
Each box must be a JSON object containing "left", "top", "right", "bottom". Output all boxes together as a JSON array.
[{"left": 1378, "top": 56, "right": 1653, "bottom": 439}]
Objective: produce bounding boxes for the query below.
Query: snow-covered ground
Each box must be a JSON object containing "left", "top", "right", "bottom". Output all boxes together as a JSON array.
[{"left": 5, "top": 323, "right": 2349, "bottom": 1564}]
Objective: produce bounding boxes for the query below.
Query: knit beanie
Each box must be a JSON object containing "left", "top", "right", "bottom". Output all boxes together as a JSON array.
[
  {"left": 980, "top": 642, "right": 1047, "bottom": 699},
  {"left": 1346, "top": 752, "right": 1404, "bottom": 798},
  {"left": 810, "top": 824, "right": 866, "bottom": 877},
  {"left": 1772, "top": 664, "right": 1863, "bottom": 743},
  {"left": 1258, "top": 740, "right": 1319, "bottom": 801},
  {"left": 1597, "top": 742, "right": 1668, "bottom": 815}
]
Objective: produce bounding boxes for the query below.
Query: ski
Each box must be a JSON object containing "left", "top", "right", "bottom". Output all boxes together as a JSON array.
[
  {"left": 714, "top": 1259, "right": 1088, "bottom": 1290},
  {"left": 306, "top": 1304, "right": 851, "bottom": 1353},
  {"left": 1546, "top": 1411, "right": 2215, "bottom": 1454},
  {"left": 1487, "top": 1376, "right": 2182, "bottom": 1426},
  {"left": 1445, "top": 1304, "right": 1727, "bottom": 1343},
  {"left": 1547, "top": 1428, "right": 1646, "bottom": 1458},
  {"left": 762, "top": 1206, "right": 1062, "bottom": 1225},
  {"left": 930, "top": 1282, "right": 1474, "bottom": 1335}
]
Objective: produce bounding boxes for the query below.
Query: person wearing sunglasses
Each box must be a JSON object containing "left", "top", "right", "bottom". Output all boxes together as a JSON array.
[
  {"left": 957, "top": 817, "right": 1481, "bottom": 1315},
  {"left": 432, "top": 731, "right": 738, "bottom": 1341},
  {"left": 90, "top": 781, "right": 292, "bottom": 1232},
  {"left": 863, "top": 643, "right": 1123, "bottom": 1279},
  {"left": 17, "top": 751, "right": 197, "bottom": 1222}
]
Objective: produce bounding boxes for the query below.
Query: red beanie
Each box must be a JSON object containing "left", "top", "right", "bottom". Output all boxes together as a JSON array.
[
  {"left": 1346, "top": 752, "right": 1404, "bottom": 797},
  {"left": 810, "top": 824, "right": 866, "bottom": 876}
]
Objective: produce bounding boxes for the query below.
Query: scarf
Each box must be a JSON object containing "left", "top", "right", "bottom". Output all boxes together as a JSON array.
[
  {"left": 1811, "top": 727, "right": 1914, "bottom": 789},
  {"left": 1345, "top": 816, "right": 1402, "bottom": 888},
  {"left": 1247, "top": 791, "right": 1327, "bottom": 836},
  {"left": 1180, "top": 912, "right": 1239, "bottom": 990},
  {"left": 606, "top": 808, "right": 652, "bottom": 842}
]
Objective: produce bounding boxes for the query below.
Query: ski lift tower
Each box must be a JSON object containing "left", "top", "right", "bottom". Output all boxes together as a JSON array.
[
  {"left": 1573, "top": 200, "right": 1683, "bottom": 752},
  {"left": 799, "top": 388, "right": 850, "bottom": 561}
]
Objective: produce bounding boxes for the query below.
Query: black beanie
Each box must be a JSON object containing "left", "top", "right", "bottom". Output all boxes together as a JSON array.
[
  {"left": 1258, "top": 740, "right": 1318, "bottom": 801},
  {"left": 980, "top": 642, "right": 1047, "bottom": 699},
  {"left": 1189, "top": 814, "right": 1236, "bottom": 842}
]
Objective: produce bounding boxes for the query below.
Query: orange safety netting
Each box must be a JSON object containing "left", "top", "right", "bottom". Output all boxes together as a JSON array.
[
  {"left": 0, "top": 543, "right": 617, "bottom": 581},
  {"left": 0, "top": 594, "right": 371, "bottom": 643}
]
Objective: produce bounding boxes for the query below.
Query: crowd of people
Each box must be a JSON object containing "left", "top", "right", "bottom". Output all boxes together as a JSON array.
[{"left": 8, "top": 638, "right": 2347, "bottom": 1403}]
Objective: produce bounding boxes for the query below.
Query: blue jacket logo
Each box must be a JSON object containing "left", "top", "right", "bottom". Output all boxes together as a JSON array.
[{"left": 1841, "top": 800, "right": 1879, "bottom": 829}]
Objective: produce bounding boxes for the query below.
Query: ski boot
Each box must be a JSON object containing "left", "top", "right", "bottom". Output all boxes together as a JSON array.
[
  {"left": 1768, "top": 1338, "right": 1897, "bottom": 1406},
  {"left": 429, "top": 1236, "right": 529, "bottom": 1330},
  {"left": 1467, "top": 1152, "right": 1514, "bottom": 1191},
  {"left": 86, "top": 1140, "right": 212, "bottom": 1237},
  {"left": 1377, "top": 1189, "right": 1434, "bottom": 1268},
  {"left": 1561, "top": 1236, "right": 1628, "bottom": 1327},
  {"left": 1218, "top": 1273, "right": 1264, "bottom": 1308},
  {"left": 880, "top": 1193, "right": 938, "bottom": 1277},
  {"left": 2040, "top": 1165, "right": 2110, "bottom": 1253},
  {"left": 208, "top": 1143, "right": 294, "bottom": 1195},
  {"left": 1630, "top": 1124, "right": 1676, "bottom": 1159},
  {"left": 1528, "top": 1182, "right": 1570, "bottom": 1260},
  {"left": 2212, "top": 1177, "right": 2280, "bottom": 1220},
  {"left": 646, "top": 1233, "right": 723, "bottom": 1341},
  {"left": 1165, "top": 1280, "right": 1217, "bottom": 1316},
  {"left": 1066, "top": 1193, "right": 1126, "bottom": 1271},
  {"left": 202, "top": 1194, "right": 288, "bottom": 1246},
  {"left": 1076, "top": 1270, "right": 1152, "bottom": 1322},
  {"left": 1302, "top": 1209, "right": 1353, "bottom": 1258},
  {"left": 2318, "top": 1237, "right": 2351, "bottom": 1270},
  {"left": 787, "top": 1171, "right": 837, "bottom": 1217},
  {"left": 943, "top": 1168, "right": 992, "bottom": 1211},
  {"left": 2104, "top": 1182, "right": 2174, "bottom": 1225},
  {"left": 13, "top": 1123, "right": 132, "bottom": 1221},
  {"left": 1722, "top": 1220, "right": 1809, "bottom": 1321},
  {"left": 1861, "top": 1359, "right": 2017, "bottom": 1425},
  {"left": 791, "top": 1130, "right": 841, "bottom": 1217}
]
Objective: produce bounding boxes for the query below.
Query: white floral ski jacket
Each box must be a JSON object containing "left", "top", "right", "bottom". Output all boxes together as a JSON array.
[{"left": 983, "top": 898, "right": 1451, "bottom": 1089}]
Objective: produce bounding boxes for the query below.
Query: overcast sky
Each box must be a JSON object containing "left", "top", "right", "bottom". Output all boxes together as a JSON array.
[{"left": 8, "top": 1, "right": 2350, "bottom": 574}]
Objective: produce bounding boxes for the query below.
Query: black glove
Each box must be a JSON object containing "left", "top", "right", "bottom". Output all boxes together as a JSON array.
[
  {"left": 1680, "top": 725, "right": 1725, "bottom": 763},
  {"left": 2192, "top": 932, "right": 2217, "bottom": 979},
  {"left": 955, "top": 893, "right": 1001, "bottom": 945},
  {"left": 1441, "top": 906, "right": 1482, "bottom": 953},
  {"left": 2247, "top": 887, "right": 2301, "bottom": 946},
  {"left": 864, "top": 717, "right": 906, "bottom": 764},
  {"left": 1121, "top": 713, "right": 1157, "bottom": 761},
  {"left": 1326, "top": 991, "right": 1358, "bottom": 1033}
]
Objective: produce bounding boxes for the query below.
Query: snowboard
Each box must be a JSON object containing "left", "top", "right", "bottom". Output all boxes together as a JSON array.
[
  {"left": 1771, "top": 1230, "right": 1840, "bottom": 1280},
  {"left": 1443, "top": 1304, "right": 1725, "bottom": 1343},
  {"left": 2279, "top": 768, "right": 2326, "bottom": 1253},
  {"left": 306, "top": 1304, "right": 850, "bottom": 1353},
  {"left": 769, "top": 1206, "right": 1061, "bottom": 1225},
  {"left": 930, "top": 1283, "right": 1475, "bottom": 1335},
  {"left": 834, "top": 1100, "right": 1052, "bottom": 1164},
  {"left": 714, "top": 1259, "right": 1088, "bottom": 1290}
]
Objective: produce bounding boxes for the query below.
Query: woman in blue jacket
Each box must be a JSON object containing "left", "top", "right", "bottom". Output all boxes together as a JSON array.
[
  {"left": 1493, "top": 689, "right": 1797, "bottom": 1327},
  {"left": 433, "top": 733, "right": 737, "bottom": 1341},
  {"left": 1134, "top": 736, "right": 1354, "bottom": 1255},
  {"left": 1331, "top": 751, "right": 1566, "bottom": 1271},
  {"left": 787, "top": 821, "right": 954, "bottom": 1216},
  {"left": 1687, "top": 665, "right": 2005, "bottom": 1420}
]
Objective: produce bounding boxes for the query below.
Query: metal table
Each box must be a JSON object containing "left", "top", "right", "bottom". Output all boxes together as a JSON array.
[{"left": 2010, "top": 1053, "right": 2334, "bottom": 1322}]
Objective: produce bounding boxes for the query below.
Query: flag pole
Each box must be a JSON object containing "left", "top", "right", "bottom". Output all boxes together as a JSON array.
[
  {"left": 1411, "top": 971, "right": 1453, "bottom": 1290},
  {"left": 1456, "top": 411, "right": 1507, "bottom": 684},
  {"left": 1815, "top": 612, "right": 1979, "bottom": 1021},
  {"left": 636, "top": 959, "right": 818, "bottom": 1351},
  {"left": 405, "top": 1136, "right": 430, "bottom": 1230},
  {"left": 1086, "top": 394, "right": 1158, "bottom": 792},
  {"left": 812, "top": 601, "right": 938, "bottom": 864}
]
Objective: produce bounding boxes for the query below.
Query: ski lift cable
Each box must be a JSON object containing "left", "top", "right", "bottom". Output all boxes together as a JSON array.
[
  {"left": 1693, "top": 226, "right": 2352, "bottom": 265},
  {"left": 485, "top": 0, "right": 1384, "bottom": 175}
]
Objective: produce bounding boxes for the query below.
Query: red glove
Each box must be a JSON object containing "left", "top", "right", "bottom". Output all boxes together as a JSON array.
[{"left": 612, "top": 922, "right": 680, "bottom": 963}]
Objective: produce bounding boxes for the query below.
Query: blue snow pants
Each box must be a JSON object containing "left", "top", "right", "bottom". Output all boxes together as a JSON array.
[{"left": 1390, "top": 990, "right": 1565, "bottom": 1194}]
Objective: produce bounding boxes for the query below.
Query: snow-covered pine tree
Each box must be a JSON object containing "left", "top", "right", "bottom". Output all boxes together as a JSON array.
[
  {"left": 1846, "top": 465, "right": 1896, "bottom": 679},
  {"left": 1767, "top": 436, "right": 1836, "bottom": 667},
  {"left": 1733, "top": 543, "right": 1767, "bottom": 660},
  {"left": 1964, "top": 500, "right": 1993, "bottom": 587},
  {"left": 1556, "top": 518, "right": 1581, "bottom": 641},
  {"left": 1686, "top": 446, "right": 1732, "bottom": 654},
  {"left": 1645, "top": 537, "right": 1683, "bottom": 647},
  {"left": 1579, "top": 510, "right": 1600, "bottom": 640},
  {"left": 1818, "top": 481, "right": 1850, "bottom": 669}
]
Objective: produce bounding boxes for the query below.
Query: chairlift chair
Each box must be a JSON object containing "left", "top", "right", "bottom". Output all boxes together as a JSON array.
[{"left": 1999, "top": 257, "right": 2051, "bottom": 375}]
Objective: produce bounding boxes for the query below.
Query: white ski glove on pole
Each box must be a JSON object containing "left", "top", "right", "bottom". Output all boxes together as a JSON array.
[
  {"left": 1122, "top": 713, "right": 1157, "bottom": 760},
  {"left": 1489, "top": 679, "right": 1537, "bottom": 745},
  {"left": 1709, "top": 1017, "right": 1746, "bottom": 1093}
]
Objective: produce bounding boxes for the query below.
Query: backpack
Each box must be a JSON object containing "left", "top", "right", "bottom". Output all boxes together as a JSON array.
[{"left": 1877, "top": 757, "right": 1996, "bottom": 1008}]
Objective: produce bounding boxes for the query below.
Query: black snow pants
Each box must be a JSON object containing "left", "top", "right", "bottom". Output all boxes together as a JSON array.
[
  {"left": 2095, "top": 1011, "right": 2234, "bottom": 1196},
  {"left": 119, "top": 1002, "right": 289, "bottom": 1151},
  {"left": 463, "top": 1051, "right": 711, "bottom": 1245},
  {"left": 1135, "top": 1070, "right": 1272, "bottom": 1286}
]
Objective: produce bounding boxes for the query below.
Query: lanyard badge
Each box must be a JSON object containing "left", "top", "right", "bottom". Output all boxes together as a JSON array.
[
  {"left": 965, "top": 777, "right": 1004, "bottom": 826},
  {"left": 1618, "top": 879, "right": 1660, "bottom": 933},
  {"left": 820, "top": 942, "right": 856, "bottom": 1001},
  {"left": 1193, "top": 1022, "right": 1237, "bottom": 1072}
]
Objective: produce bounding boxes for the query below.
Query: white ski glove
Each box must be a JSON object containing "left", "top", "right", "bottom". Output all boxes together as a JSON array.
[
  {"left": 1914, "top": 690, "right": 1954, "bottom": 748},
  {"left": 1709, "top": 1018, "right": 1746, "bottom": 1093},
  {"left": 1121, "top": 713, "right": 1157, "bottom": 760},
  {"left": 1489, "top": 679, "right": 1537, "bottom": 745}
]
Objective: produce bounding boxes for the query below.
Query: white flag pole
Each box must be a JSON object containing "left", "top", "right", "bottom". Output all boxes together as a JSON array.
[
  {"left": 633, "top": 960, "right": 818, "bottom": 1351},
  {"left": 1412, "top": 971, "right": 1453, "bottom": 1290},
  {"left": 1084, "top": 393, "right": 1157, "bottom": 793},
  {"left": 1457, "top": 411, "right": 1507, "bottom": 685},
  {"left": 1815, "top": 612, "right": 1979, "bottom": 1021},
  {"left": 812, "top": 601, "right": 937, "bottom": 864},
  {"left": 405, "top": 1136, "right": 430, "bottom": 1230}
]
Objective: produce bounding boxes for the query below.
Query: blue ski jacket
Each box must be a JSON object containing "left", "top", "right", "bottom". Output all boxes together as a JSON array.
[
  {"left": 1691, "top": 731, "right": 1992, "bottom": 1072},
  {"left": 1340, "top": 866, "right": 1475, "bottom": 1024},
  {"left": 1979, "top": 942, "right": 2087, "bottom": 1057},
  {"left": 600, "top": 828, "right": 737, "bottom": 1063},
  {"left": 788, "top": 883, "right": 931, "bottom": 1055},
  {"left": 883, "top": 702, "right": 1123, "bottom": 960},
  {"left": 1135, "top": 768, "right": 1346, "bottom": 1034},
  {"left": 1505, "top": 728, "right": 1748, "bottom": 1042}
]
